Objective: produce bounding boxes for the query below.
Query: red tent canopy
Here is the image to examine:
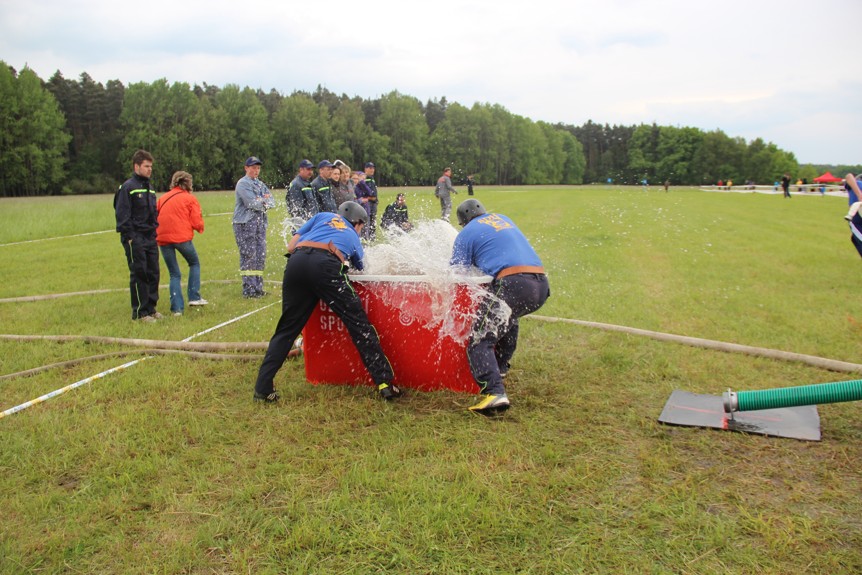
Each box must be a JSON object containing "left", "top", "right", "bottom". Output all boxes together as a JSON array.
[{"left": 813, "top": 171, "right": 843, "bottom": 183}]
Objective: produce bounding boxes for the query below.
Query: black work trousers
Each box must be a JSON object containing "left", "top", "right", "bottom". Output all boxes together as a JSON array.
[
  {"left": 467, "top": 273, "right": 550, "bottom": 395},
  {"left": 122, "top": 234, "right": 160, "bottom": 319},
  {"left": 254, "top": 247, "right": 394, "bottom": 395}
]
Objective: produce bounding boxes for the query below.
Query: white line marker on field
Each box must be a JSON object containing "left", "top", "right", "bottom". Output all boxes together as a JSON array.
[{"left": 0, "top": 301, "right": 280, "bottom": 419}]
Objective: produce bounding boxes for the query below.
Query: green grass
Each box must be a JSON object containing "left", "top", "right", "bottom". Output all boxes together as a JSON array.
[{"left": 1, "top": 186, "right": 861, "bottom": 574}]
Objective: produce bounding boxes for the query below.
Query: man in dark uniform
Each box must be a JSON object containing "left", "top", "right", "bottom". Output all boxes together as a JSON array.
[
  {"left": 286, "top": 159, "right": 318, "bottom": 222},
  {"left": 253, "top": 201, "right": 401, "bottom": 403},
  {"left": 114, "top": 149, "right": 161, "bottom": 322},
  {"left": 362, "top": 162, "right": 380, "bottom": 239},
  {"left": 311, "top": 159, "right": 338, "bottom": 212},
  {"left": 450, "top": 199, "right": 550, "bottom": 415},
  {"left": 381, "top": 193, "right": 413, "bottom": 232}
]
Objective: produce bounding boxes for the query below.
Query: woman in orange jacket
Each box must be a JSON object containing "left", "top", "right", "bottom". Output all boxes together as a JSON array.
[{"left": 156, "top": 171, "right": 206, "bottom": 315}]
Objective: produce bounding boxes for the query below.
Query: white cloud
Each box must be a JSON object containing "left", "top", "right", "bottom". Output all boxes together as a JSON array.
[{"left": 1, "top": 0, "right": 859, "bottom": 163}]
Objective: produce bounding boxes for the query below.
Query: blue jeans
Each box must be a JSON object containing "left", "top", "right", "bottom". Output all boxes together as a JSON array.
[{"left": 159, "top": 241, "right": 201, "bottom": 313}]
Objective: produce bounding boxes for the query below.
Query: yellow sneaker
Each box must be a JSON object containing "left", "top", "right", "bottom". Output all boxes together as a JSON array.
[{"left": 468, "top": 394, "right": 510, "bottom": 415}]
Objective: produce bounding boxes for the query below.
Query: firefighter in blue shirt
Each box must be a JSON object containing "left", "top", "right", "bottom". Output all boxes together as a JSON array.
[
  {"left": 253, "top": 201, "right": 401, "bottom": 403},
  {"left": 450, "top": 199, "right": 550, "bottom": 415}
]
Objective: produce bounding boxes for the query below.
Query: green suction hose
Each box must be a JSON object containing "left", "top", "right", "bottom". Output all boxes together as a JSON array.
[{"left": 723, "top": 379, "right": 862, "bottom": 413}]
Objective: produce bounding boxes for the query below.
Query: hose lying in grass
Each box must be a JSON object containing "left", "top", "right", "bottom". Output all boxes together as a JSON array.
[
  {"left": 526, "top": 315, "right": 862, "bottom": 375},
  {"left": 0, "top": 279, "right": 283, "bottom": 303},
  {"left": 0, "top": 334, "right": 269, "bottom": 351},
  {"left": 0, "top": 349, "right": 262, "bottom": 381}
]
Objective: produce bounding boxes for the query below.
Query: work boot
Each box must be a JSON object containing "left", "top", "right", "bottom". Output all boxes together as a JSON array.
[
  {"left": 468, "top": 393, "right": 510, "bottom": 416},
  {"left": 254, "top": 391, "right": 280, "bottom": 403},
  {"left": 377, "top": 382, "right": 402, "bottom": 401}
]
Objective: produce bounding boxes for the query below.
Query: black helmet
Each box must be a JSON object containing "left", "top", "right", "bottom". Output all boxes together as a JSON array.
[
  {"left": 456, "top": 198, "right": 486, "bottom": 226},
  {"left": 337, "top": 201, "right": 368, "bottom": 225}
]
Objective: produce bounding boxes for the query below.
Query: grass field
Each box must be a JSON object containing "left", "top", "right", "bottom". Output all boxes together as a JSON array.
[{"left": 1, "top": 186, "right": 860, "bottom": 574}]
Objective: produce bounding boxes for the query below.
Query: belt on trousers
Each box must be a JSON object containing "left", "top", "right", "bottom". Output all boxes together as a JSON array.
[
  {"left": 294, "top": 241, "right": 346, "bottom": 264},
  {"left": 496, "top": 265, "right": 546, "bottom": 279}
]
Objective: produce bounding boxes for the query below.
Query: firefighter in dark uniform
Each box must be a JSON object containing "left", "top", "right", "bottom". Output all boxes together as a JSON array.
[
  {"left": 114, "top": 149, "right": 161, "bottom": 322},
  {"left": 253, "top": 201, "right": 402, "bottom": 403},
  {"left": 380, "top": 193, "right": 413, "bottom": 232},
  {"left": 450, "top": 199, "right": 550, "bottom": 415}
]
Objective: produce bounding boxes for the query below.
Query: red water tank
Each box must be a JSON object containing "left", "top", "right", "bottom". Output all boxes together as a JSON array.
[{"left": 302, "top": 275, "right": 491, "bottom": 393}]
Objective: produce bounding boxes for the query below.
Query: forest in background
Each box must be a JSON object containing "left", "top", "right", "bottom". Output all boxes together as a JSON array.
[{"left": 2, "top": 63, "right": 859, "bottom": 197}]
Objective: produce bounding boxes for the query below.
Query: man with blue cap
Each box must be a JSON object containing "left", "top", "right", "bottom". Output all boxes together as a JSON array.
[
  {"left": 232, "top": 156, "right": 275, "bottom": 298},
  {"left": 286, "top": 159, "right": 318, "bottom": 222},
  {"left": 311, "top": 160, "right": 338, "bottom": 212}
]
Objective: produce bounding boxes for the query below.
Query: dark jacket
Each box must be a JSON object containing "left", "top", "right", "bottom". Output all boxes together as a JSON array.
[
  {"left": 286, "top": 175, "right": 318, "bottom": 221},
  {"left": 114, "top": 173, "right": 158, "bottom": 242},
  {"left": 381, "top": 202, "right": 409, "bottom": 229},
  {"left": 311, "top": 175, "right": 338, "bottom": 213}
]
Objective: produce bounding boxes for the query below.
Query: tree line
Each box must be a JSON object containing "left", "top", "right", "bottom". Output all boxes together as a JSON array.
[{"left": 1, "top": 62, "right": 856, "bottom": 197}]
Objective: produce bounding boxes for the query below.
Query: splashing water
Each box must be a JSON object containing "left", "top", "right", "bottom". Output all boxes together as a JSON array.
[{"left": 351, "top": 219, "right": 512, "bottom": 344}]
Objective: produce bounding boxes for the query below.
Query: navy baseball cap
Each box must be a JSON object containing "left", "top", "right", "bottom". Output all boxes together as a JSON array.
[
  {"left": 318, "top": 160, "right": 334, "bottom": 169},
  {"left": 298, "top": 159, "right": 314, "bottom": 169},
  {"left": 245, "top": 156, "right": 263, "bottom": 166},
  {"left": 364, "top": 162, "right": 375, "bottom": 168}
]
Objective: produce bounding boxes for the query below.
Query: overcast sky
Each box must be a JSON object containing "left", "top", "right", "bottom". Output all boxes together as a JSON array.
[{"left": 2, "top": 0, "right": 859, "bottom": 165}]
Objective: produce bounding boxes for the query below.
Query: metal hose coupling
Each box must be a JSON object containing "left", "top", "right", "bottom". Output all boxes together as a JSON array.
[{"left": 722, "top": 389, "right": 738, "bottom": 413}]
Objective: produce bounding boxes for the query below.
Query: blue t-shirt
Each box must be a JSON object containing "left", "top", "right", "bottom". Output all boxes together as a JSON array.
[
  {"left": 450, "top": 213, "right": 542, "bottom": 277},
  {"left": 296, "top": 212, "right": 364, "bottom": 270}
]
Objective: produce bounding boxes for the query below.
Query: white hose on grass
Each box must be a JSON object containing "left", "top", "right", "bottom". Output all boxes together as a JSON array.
[
  {"left": 0, "top": 301, "right": 279, "bottom": 419},
  {"left": 526, "top": 315, "right": 862, "bottom": 375}
]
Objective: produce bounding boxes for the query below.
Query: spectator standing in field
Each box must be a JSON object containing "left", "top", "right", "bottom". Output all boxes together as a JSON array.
[
  {"left": 354, "top": 170, "right": 375, "bottom": 240},
  {"left": 114, "top": 149, "right": 161, "bottom": 322},
  {"left": 286, "top": 159, "right": 318, "bottom": 223},
  {"left": 781, "top": 173, "right": 791, "bottom": 198},
  {"left": 362, "top": 162, "right": 380, "bottom": 239},
  {"left": 232, "top": 156, "right": 275, "bottom": 299},
  {"left": 156, "top": 170, "right": 206, "bottom": 315},
  {"left": 435, "top": 167, "right": 458, "bottom": 220},
  {"left": 381, "top": 193, "right": 413, "bottom": 232},
  {"left": 342, "top": 163, "right": 356, "bottom": 196},
  {"left": 253, "top": 201, "right": 401, "bottom": 403},
  {"left": 350, "top": 170, "right": 364, "bottom": 196},
  {"left": 466, "top": 174, "right": 475, "bottom": 196},
  {"left": 330, "top": 164, "right": 354, "bottom": 205},
  {"left": 663, "top": 180, "right": 670, "bottom": 192},
  {"left": 312, "top": 160, "right": 338, "bottom": 212}
]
